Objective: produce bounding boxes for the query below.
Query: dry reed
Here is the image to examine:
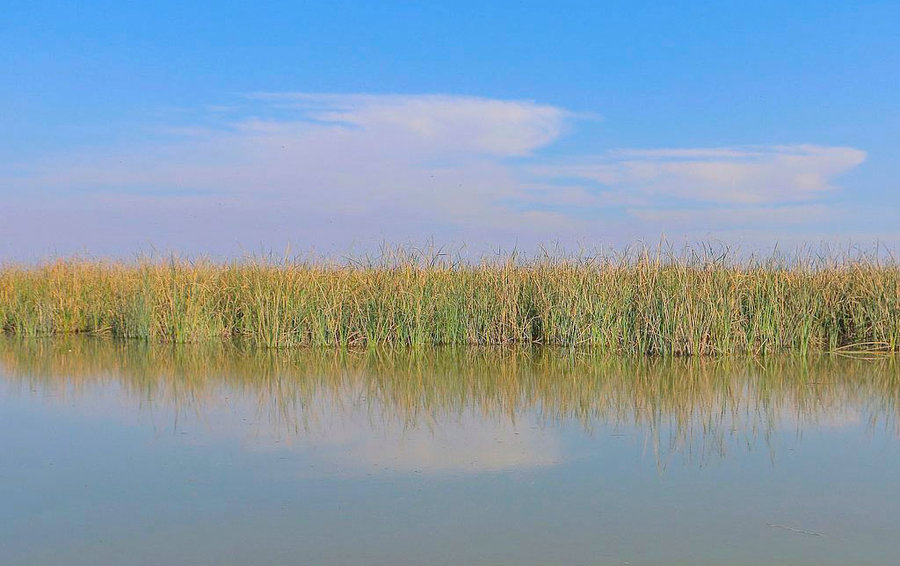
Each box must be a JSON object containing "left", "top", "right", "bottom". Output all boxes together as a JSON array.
[{"left": 1, "top": 246, "right": 898, "bottom": 354}]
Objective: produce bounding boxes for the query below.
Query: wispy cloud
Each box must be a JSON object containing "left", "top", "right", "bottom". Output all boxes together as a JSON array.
[
  {"left": 627, "top": 203, "right": 830, "bottom": 227},
  {"left": 532, "top": 144, "right": 866, "bottom": 205},
  {"left": 249, "top": 92, "right": 569, "bottom": 156},
  {"left": 0, "top": 93, "right": 875, "bottom": 257}
]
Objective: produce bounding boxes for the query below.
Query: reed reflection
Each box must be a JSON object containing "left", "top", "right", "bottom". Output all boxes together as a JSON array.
[{"left": 1, "top": 337, "right": 898, "bottom": 468}]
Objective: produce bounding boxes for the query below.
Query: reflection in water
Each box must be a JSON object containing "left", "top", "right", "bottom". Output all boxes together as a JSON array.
[
  {"left": 3, "top": 337, "right": 900, "bottom": 566},
  {"left": 2, "top": 336, "right": 898, "bottom": 467}
]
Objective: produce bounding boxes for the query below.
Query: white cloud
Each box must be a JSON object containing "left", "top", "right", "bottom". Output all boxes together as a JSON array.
[
  {"left": 17, "top": 94, "right": 565, "bottom": 213},
  {"left": 252, "top": 92, "right": 568, "bottom": 156},
  {"left": 627, "top": 204, "right": 831, "bottom": 228},
  {"left": 535, "top": 144, "right": 866, "bottom": 204},
  {"left": 0, "top": 93, "right": 876, "bottom": 257}
]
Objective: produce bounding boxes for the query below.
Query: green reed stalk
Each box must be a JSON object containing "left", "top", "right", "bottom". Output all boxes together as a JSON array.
[{"left": 1, "top": 247, "right": 898, "bottom": 354}]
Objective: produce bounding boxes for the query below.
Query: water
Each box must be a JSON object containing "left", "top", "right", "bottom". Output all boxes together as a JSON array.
[{"left": 2, "top": 338, "right": 899, "bottom": 565}]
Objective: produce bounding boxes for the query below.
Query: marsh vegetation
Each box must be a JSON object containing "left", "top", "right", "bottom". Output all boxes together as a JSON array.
[{"left": 1, "top": 247, "right": 898, "bottom": 354}]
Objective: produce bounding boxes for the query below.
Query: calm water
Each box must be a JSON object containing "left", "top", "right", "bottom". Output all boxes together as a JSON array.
[{"left": 2, "top": 338, "right": 899, "bottom": 565}]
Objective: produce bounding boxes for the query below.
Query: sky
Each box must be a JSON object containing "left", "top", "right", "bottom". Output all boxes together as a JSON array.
[{"left": 2, "top": 1, "right": 899, "bottom": 259}]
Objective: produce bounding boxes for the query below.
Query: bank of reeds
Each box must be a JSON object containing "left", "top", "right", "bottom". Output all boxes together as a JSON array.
[{"left": 1, "top": 247, "right": 898, "bottom": 354}]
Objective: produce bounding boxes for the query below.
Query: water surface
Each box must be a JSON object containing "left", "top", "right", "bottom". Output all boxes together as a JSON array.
[{"left": 2, "top": 338, "right": 899, "bottom": 565}]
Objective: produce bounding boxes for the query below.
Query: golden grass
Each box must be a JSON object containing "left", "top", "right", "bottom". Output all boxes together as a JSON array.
[{"left": 1, "top": 247, "right": 898, "bottom": 354}]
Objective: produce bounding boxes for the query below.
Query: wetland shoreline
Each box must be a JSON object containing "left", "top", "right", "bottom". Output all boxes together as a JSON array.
[{"left": 2, "top": 249, "right": 898, "bottom": 354}]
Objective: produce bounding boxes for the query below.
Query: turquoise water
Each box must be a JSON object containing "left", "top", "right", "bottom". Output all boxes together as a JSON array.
[{"left": 2, "top": 339, "right": 898, "bottom": 565}]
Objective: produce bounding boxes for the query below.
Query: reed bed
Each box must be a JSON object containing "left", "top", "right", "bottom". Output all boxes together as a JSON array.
[{"left": 1, "top": 247, "right": 898, "bottom": 354}]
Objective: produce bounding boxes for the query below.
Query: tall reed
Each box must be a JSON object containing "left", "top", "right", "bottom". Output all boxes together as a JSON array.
[{"left": 1, "top": 246, "right": 898, "bottom": 354}]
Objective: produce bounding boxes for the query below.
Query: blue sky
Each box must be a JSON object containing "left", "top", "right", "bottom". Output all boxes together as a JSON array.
[{"left": 2, "top": 1, "right": 898, "bottom": 258}]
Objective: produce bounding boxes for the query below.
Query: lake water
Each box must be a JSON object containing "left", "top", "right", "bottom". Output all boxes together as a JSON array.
[{"left": 2, "top": 338, "right": 898, "bottom": 565}]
